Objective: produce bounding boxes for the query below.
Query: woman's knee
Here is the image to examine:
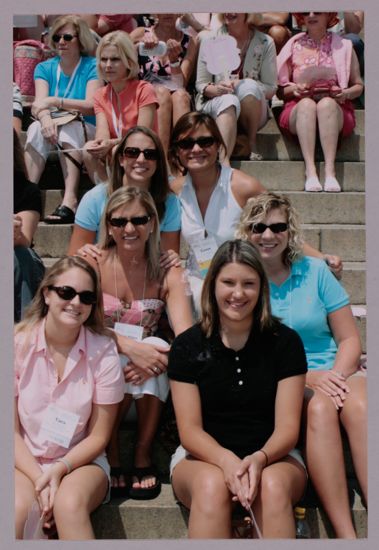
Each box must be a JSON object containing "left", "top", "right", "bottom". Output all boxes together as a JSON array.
[
  {"left": 306, "top": 392, "right": 338, "bottom": 431},
  {"left": 53, "top": 488, "right": 88, "bottom": 521},
  {"left": 259, "top": 469, "right": 293, "bottom": 513},
  {"left": 155, "top": 85, "right": 172, "bottom": 108},
  {"left": 316, "top": 96, "right": 340, "bottom": 116},
  {"left": 172, "top": 88, "right": 191, "bottom": 106},
  {"left": 191, "top": 469, "right": 231, "bottom": 513},
  {"left": 296, "top": 97, "right": 317, "bottom": 114},
  {"left": 236, "top": 79, "right": 264, "bottom": 102}
]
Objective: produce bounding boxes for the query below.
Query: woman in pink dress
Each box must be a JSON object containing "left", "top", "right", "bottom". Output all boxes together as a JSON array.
[
  {"left": 277, "top": 12, "right": 363, "bottom": 192},
  {"left": 85, "top": 186, "right": 193, "bottom": 499}
]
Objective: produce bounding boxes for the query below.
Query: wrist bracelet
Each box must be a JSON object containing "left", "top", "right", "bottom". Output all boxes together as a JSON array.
[
  {"left": 56, "top": 457, "right": 73, "bottom": 474},
  {"left": 170, "top": 60, "right": 180, "bottom": 68},
  {"left": 60, "top": 97, "right": 64, "bottom": 109},
  {"left": 257, "top": 449, "right": 269, "bottom": 467}
]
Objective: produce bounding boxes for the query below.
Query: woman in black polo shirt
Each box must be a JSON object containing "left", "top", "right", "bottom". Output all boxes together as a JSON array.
[{"left": 168, "top": 239, "right": 307, "bottom": 538}]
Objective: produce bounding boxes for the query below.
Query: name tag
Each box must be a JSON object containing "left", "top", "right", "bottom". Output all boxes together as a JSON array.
[
  {"left": 192, "top": 235, "right": 218, "bottom": 277},
  {"left": 39, "top": 404, "right": 80, "bottom": 448}
]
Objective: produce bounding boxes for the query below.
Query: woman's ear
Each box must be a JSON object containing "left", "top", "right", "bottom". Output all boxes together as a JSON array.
[{"left": 42, "top": 287, "right": 50, "bottom": 307}]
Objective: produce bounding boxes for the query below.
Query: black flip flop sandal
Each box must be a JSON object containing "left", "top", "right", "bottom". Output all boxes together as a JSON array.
[
  {"left": 128, "top": 465, "right": 162, "bottom": 500},
  {"left": 44, "top": 205, "right": 75, "bottom": 224}
]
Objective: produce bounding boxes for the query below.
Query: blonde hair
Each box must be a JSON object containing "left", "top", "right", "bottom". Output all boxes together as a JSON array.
[
  {"left": 49, "top": 15, "right": 96, "bottom": 56},
  {"left": 96, "top": 30, "right": 139, "bottom": 81},
  {"left": 236, "top": 192, "right": 304, "bottom": 265},
  {"left": 200, "top": 240, "right": 278, "bottom": 338},
  {"left": 98, "top": 186, "right": 161, "bottom": 281},
  {"left": 15, "top": 256, "right": 106, "bottom": 336}
]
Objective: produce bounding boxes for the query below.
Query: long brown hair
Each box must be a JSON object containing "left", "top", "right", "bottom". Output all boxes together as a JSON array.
[
  {"left": 200, "top": 240, "right": 278, "bottom": 337},
  {"left": 15, "top": 256, "right": 106, "bottom": 336},
  {"left": 109, "top": 126, "right": 169, "bottom": 223}
]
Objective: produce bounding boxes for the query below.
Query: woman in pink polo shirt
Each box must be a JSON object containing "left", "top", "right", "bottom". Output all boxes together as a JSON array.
[
  {"left": 14, "top": 256, "right": 124, "bottom": 539},
  {"left": 83, "top": 30, "right": 159, "bottom": 183}
]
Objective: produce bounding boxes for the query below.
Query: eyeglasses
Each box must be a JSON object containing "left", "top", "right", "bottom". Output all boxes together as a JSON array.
[
  {"left": 122, "top": 147, "right": 159, "bottom": 161},
  {"left": 250, "top": 222, "right": 288, "bottom": 234},
  {"left": 108, "top": 215, "right": 152, "bottom": 228},
  {"left": 52, "top": 33, "right": 78, "bottom": 43},
  {"left": 175, "top": 136, "right": 216, "bottom": 150},
  {"left": 47, "top": 285, "right": 97, "bottom": 305}
]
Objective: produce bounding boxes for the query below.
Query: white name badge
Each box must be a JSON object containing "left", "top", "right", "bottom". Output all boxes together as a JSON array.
[
  {"left": 191, "top": 235, "right": 218, "bottom": 277},
  {"left": 39, "top": 404, "right": 80, "bottom": 448},
  {"left": 114, "top": 322, "right": 144, "bottom": 341}
]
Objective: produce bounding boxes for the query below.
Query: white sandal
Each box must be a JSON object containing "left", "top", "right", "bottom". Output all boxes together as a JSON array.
[
  {"left": 304, "top": 176, "right": 322, "bottom": 192},
  {"left": 249, "top": 151, "right": 263, "bottom": 161},
  {"left": 324, "top": 176, "right": 341, "bottom": 192}
]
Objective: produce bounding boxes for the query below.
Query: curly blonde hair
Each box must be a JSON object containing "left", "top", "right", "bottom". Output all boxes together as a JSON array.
[{"left": 236, "top": 192, "right": 304, "bottom": 265}]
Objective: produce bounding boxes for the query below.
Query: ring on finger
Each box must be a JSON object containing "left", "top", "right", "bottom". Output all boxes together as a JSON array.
[{"left": 154, "top": 366, "right": 161, "bottom": 374}]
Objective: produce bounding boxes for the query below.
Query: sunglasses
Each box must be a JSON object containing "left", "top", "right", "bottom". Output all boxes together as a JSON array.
[
  {"left": 47, "top": 285, "right": 97, "bottom": 305},
  {"left": 108, "top": 215, "right": 152, "bottom": 228},
  {"left": 123, "top": 147, "right": 159, "bottom": 161},
  {"left": 52, "top": 33, "right": 77, "bottom": 43},
  {"left": 250, "top": 222, "right": 288, "bottom": 234},
  {"left": 175, "top": 136, "right": 216, "bottom": 150}
]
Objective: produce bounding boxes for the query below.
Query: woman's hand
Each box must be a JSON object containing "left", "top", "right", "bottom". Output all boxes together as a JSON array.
[
  {"left": 324, "top": 254, "right": 343, "bottom": 280},
  {"left": 166, "top": 39, "right": 183, "bottom": 63},
  {"left": 306, "top": 370, "right": 350, "bottom": 409},
  {"left": 293, "top": 83, "right": 312, "bottom": 99},
  {"left": 85, "top": 139, "right": 113, "bottom": 159},
  {"left": 142, "top": 29, "right": 159, "bottom": 50},
  {"left": 333, "top": 88, "right": 350, "bottom": 104},
  {"left": 235, "top": 451, "right": 266, "bottom": 508},
  {"left": 160, "top": 249, "right": 182, "bottom": 269},
  {"left": 118, "top": 336, "right": 169, "bottom": 374},
  {"left": 76, "top": 243, "right": 103, "bottom": 260},
  {"left": 34, "top": 462, "right": 67, "bottom": 514},
  {"left": 40, "top": 115, "right": 59, "bottom": 145},
  {"left": 205, "top": 81, "right": 234, "bottom": 98},
  {"left": 219, "top": 453, "right": 249, "bottom": 505}
]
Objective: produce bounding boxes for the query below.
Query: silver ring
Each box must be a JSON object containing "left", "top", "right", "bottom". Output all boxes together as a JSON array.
[{"left": 154, "top": 367, "right": 160, "bottom": 374}]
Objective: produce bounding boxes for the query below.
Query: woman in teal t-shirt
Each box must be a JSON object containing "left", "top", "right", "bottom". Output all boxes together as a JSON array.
[{"left": 237, "top": 191, "right": 366, "bottom": 539}]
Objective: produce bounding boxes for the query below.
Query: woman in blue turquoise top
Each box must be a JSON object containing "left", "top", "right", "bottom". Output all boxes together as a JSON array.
[
  {"left": 237, "top": 191, "right": 366, "bottom": 539},
  {"left": 25, "top": 15, "right": 101, "bottom": 224},
  {"left": 68, "top": 126, "right": 181, "bottom": 268}
]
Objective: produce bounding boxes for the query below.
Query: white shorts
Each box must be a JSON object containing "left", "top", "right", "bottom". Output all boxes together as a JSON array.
[
  {"left": 25, "top": 119, "right": 96, "bottom": 161},
  {"left": 169, "top": 445, "right": 306, "bottom": 478},
  {"left": 202, "top": 78, "right": 268, "bottom": 128}
]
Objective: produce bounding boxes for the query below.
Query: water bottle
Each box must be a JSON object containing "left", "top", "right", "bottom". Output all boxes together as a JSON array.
[
  {"left": 138, "top": 41, "right": 167, "bottom": 57},
  {"left": 295, "top": 507, "right": 311, "bottom": 539}
]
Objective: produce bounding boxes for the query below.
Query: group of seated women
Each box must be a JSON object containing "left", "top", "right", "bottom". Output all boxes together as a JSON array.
[
  {"left": 15, "top": 10, "right": 366, "bottom": 541},
  {"left": 22, "top": 10, "right": 363, "bottom": 224}
]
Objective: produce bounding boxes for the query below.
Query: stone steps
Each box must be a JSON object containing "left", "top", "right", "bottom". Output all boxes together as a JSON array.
[{"left": 233, "top": 160, "right": 365, "bottom": 192}]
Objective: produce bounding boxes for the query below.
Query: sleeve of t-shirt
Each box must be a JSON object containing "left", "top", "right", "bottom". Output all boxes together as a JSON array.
[
  {"left": 137, "top": 81, "right": 159, "bottom": 108},
  {"left": 75, "top": 185, "right": 105, "bottom": 231},
  {"left": 161, "top": 193, "right": 181, "bottom": 232},
  {"left": 92, "top": 336, "right": 125, "bottom": 404},
  {"left": 275, "top": 325, "right": 308, "bottom": 382},
  {"left": 93, "top": 88, "right": 106, "bottom": 115},
  {"left": 167, "top": 326, "right": 201, "bottom": 384},
  {"left": 34, "top": 58, "right": 51, "bottom": 82},
  {"left": 317, "top": 260, "right": 350, "bottom": 313}
]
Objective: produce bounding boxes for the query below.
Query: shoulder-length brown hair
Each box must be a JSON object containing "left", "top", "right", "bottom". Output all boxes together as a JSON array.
[
  {"left": 236, "top": 192, "right": 303, "bottom": 266},
  {"left": 109, "top": 126, "right": 169, "bottom": 223},
  {"left": 200, "top": 239, "right": 278, "bottom": 337},
  {"left": 168, "top": 111, "right": 227, "bottom": 175},
  {"left": 15, "top": 256, "right": 105, "bottom": 336},
  {"left": 98, "top": 186, "right": 161, "bottom": 281}
]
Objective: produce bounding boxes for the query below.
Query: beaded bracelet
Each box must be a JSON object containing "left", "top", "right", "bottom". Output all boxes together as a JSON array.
[
  {"left": 56, "top": 457, "right": 73, "bottom": 474},
  {"left": 257, "top": 449, "right": 269, "bottom": 467}
]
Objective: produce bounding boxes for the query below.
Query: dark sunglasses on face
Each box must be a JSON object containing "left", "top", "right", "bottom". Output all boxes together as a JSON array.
[
  {"left": 250, "top": 222, "right": 288, "bottom": 234},
  {"left": 47, "top": 285, "right": 97, "bottom": 305},
  {"left": 108, "top": 215, "right": 152, "bottom": 228},
  {"left": 122, "top": 147, "right": 159, "bottom": 161},
  {"left": 52, "top": 33, "right": 77, "bottom": 43},
  {"left": 175, "top": 136, "right": 216, "bottom": 150}
]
